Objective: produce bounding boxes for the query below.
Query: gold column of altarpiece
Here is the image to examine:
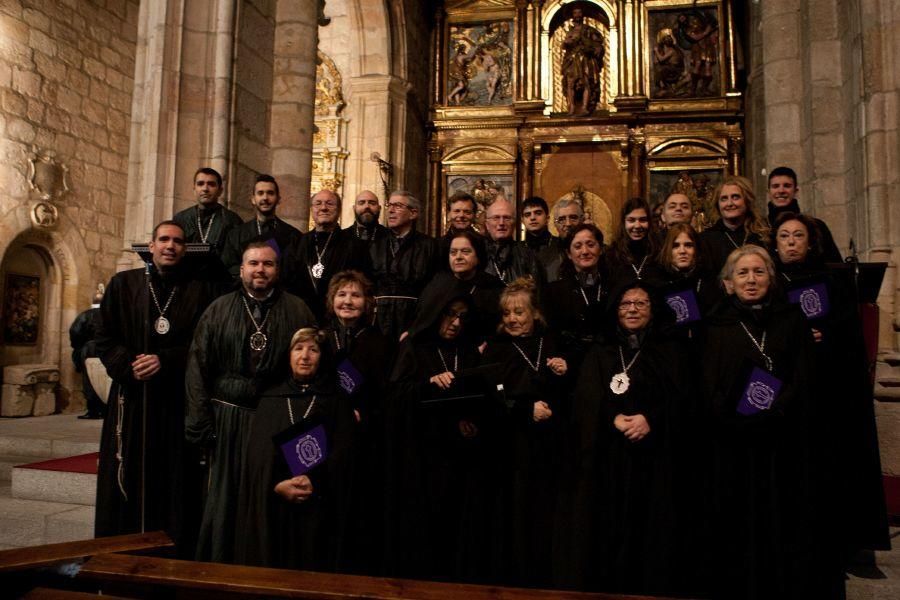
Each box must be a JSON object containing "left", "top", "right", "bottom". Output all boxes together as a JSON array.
[{"left": 428, "top": 0, "right": 744, "bottom": 240}]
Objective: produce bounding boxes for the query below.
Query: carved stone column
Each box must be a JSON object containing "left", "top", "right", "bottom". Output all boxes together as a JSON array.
[
  {"left": 518, "top": 139, "right": 534, "bottom": 204},
  {"left": 428, "top": 144, "right": 444, "bottom": 237},
  {"left": 433, "top": 4, "right": 446, "bottom": 106},
  {"left": 270, "top": 0, "right": 321, "bottom": 230},
  {"left": 728, "top": 134, "right": 743, "bottom": 176},
  {"left": 613, "top": 0, "right": 647, "bottom": 110},
  {"left": 531, "top": 1, "right": 544, "bottom": 101},
  {"left": 624, "top": 129, "right": 645, "bottom": 198},
  {"left": 515, "top": 0, "right": 529, "bottom": 101}
]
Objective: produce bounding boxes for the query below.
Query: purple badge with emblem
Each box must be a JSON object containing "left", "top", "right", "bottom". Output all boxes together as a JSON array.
[
  {"left": 736, "top": 367, "right": 783, "bottom": 416},
  {"left": 279, "top": 424, "right": 328, "bottom": 477},
  {"left": 787, "top": 282, "right": 830, "bottom": 319},
  {"left": 664, "top": 289, "right": 701, "bottom": 324},
  {"left": 337, "top": 358, "right": 364, "bottom": 395}
]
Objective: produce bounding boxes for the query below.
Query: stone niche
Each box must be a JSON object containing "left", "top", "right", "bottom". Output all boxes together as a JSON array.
[{"left": 1, "top": 364, "right": 60, "bottom": 417}]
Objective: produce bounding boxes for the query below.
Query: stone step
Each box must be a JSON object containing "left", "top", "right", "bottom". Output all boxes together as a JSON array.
[
  {"left": 875, "top": 383, "right": 900, "bottom": 403},
  {"left": 880, "top": 352, "right": 900, "bottom": 367},
  {"left": 0, "top": 414, "right": 101, "bottom": 459},
  {"left": 879, "top": 376, "right": 900, "bottom": 388},
  {"left": 0, "top": 454, "right": 40, "bottom": 482},
  {"left": 0, "top": 484, "right": 94, "bottom": 548},
  {"left": 11, "top": 454, "right": 98, "bottom": 507}
]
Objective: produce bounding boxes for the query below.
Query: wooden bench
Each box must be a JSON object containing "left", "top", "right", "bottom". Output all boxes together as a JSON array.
[
  {"left": 0, "top": 531, "right": 173, "bottom": 574},
  {"left": 78, "top": 552, "right": 684, "bottom": 599},
  {"left": 25, "top": 587, "right": 133, "bottom": 600}
]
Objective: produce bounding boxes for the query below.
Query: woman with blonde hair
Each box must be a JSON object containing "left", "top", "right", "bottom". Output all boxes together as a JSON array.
[
  {"left": 700, "top": 175, "right": 770, "bottom": 273},
  {"left": 482, "top": 278, "right": 568, "bottom": 587}
]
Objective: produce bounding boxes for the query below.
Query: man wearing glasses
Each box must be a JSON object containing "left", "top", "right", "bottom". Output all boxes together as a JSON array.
[
  {"left": 370, "top": 190, "right": 439, "bottom": 342},
  {"left": 552, "top": 198, "right": 585, "bottom": 239},
  {"left": 484, "top": 197, "right": 544, "bottom": 288},
  {"left": 283, "top": 189, "right": 371, "bottom": 318}
]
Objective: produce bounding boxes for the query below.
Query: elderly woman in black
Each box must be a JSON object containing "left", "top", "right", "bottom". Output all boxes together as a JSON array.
[
  {"left": 384, "top": 293, "right": 491, "bottom": 582},
  {"left": 545, "top": 223, "right": 608, "bottom": 371},
  {"left": 657, "top": 223, "right": 723, "bottom": 336},
  {"left": 321, "top": 270, "right": 391, "bottom": 574},
  {"left": 482, "top": 278, "right": 568, "bottom": 588},
  {"left": 773, "top": 214, "right": 889, "bottom": 565},
  {"left": 568, "top": 282, "right": 694, "bottom": 596},
  {"left": 702, "top": 245, "right": 836, "bottom": 599},
  {"left": 234, "top": 328, "right": 354, "bottom": 570},
  {"left": 411, "top": 229, "right": 505, "bottom": 343},
  {"left": 603, "top": 197, "right": 665, "bottom": 289}
]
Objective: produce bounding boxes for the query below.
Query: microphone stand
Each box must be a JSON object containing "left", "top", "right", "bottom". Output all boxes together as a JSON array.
[{"left": 141, "top": 261, "right": 151, "bottom": 533}]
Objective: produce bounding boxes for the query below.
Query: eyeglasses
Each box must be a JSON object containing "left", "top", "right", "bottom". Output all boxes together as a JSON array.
[
  {"left": 487, "top": 215, "right": 513, "bottom": 222},
  {"left": 618, "top": 300, "right": 650, "bottom": 310},
  {"left": 555, "top": 215, "right": 581, "bottom": 224},
  {"left": 387, "top": 202, "right": 410, "bottom": 211},
  {"left": 443, "top": 309, "right": 469, "bottom": 321}
]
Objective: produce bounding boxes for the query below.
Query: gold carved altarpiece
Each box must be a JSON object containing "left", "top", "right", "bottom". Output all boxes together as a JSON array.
[{"left": 428, "top": 0, "right": 743, "bottom": 239}]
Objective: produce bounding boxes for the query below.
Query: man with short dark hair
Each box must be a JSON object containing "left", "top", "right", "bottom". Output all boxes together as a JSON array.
[
  {"left": 766, "top": 166, "right": 842, "bottom": 262},
  {"left": 522, "top": 196, "right": 564, "bottom": 282},
  {"left": 370, "top": 190, "right": 439, "bottom": 341},
  {"left": 660, "top": 192, "right": 694, "bottom": 228},
  {"left": 94, "top": 220, "right": 215, "bottom": 557},
  {"left": 345, "top": 190, "right": 389, "bottom": 245},
  {"left": 484, "top": 197, "right": 544, "bottom": 288},
  {"left": 283, "top": 189, "right": 371, "bottom": 319},
  {"left": 221, "top": 174, "right": 302, "bottom": 278},
  {"left": 173, "top": 167, "right": 243, "bottom": 252},
  {"left": 186, "top": 240, "right": 316, "bottom": 563}
]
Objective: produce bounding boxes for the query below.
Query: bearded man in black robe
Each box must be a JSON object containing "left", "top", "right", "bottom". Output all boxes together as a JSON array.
[
  {"left": 370, "top": 190, "right": 439, "bottom": 342},
  {"left": 185, "top": 241, "right": 316, "bottom": 563},
  {"left": 94, "top": 221, "right": 215, "bottom": 557},
  {"left": 344, "top": 189, "right": 389, "bottom": 246},
  {"left": 221, "top": 174, "right": 302, "bottom": 278},
  {"left": 283, "top": 189, "right": 372, "bottom": 319}
]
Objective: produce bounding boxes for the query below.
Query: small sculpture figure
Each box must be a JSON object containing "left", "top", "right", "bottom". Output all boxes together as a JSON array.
[
  {"left": 447, "top": 43, "right": 477, "bottom": 106},
  {"left": 676, "top": 10, "right": 718, "bottom": 96},
  {"left": 561, "top": 7, "right": 604, "bottom": 116}
]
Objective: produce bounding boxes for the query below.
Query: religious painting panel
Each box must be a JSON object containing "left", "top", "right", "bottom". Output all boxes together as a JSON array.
[
  {"left": 446, "top": 20, "right": 515, "bottom": 107},
  {"left": 645, "top": 0, "right": 723, "bottom": 99},
  {"left": 548, "top": 3, "right": 612, "bottom": 115},
  {"left": 2, "top": 273, "right": 40, "bottom": 345},
  {"left": 535, "top": 143, "right": 626, "bottom": 241},
  {"left": 446, "top": 174, "right": 515, "bottom": 232},
  {"left": 648, "top": 167, "right": 724, "bottom": 230}
]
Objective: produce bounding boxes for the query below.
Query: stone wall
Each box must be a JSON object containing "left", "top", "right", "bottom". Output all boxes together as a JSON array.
[
  {"left": 0, "top": 0, "right": 138, "bottom": 278},
  {"left": 0, "top": 0, "right": 139, "bottom": 411}
]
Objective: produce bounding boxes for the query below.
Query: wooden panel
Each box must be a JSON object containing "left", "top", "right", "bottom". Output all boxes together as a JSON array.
[
  {"left": 0, "top": 532, "right": 174, "bottom": 574},
  {"left": 25, "top": 587, "right": 134, "bottom": 600},
  {"left": 79, "top": 553, "right": 685, "bottom": 600}
]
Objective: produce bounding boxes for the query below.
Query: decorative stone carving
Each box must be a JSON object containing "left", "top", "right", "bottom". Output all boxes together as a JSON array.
[
  {"left": 1, "top": 364, "right": 59, "bottom": 417},
  {"left": 28, "top": 149, "right": 69, "bottom": 202},
  {"left": 315, "top": 51, "right": 345, "bottom": 117},
  {"left": 31, "top": 202, "right": 59, "bottom": 228}
]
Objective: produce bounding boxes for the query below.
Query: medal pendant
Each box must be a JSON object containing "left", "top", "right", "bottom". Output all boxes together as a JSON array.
[
  {"left": 154, "top": 316, "right": 170, "bottom": 335},
  {"left": 610, "top": 372, "right": 630, "bottom": 395},
  {"left": 250, "top": 331, "right": 268, "bottom": 352},
  {"left": 311, "top": 262, "right": 325, "bottom": 279}
]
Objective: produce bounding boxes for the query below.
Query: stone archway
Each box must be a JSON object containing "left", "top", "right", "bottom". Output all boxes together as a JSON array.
[{"left": 0, "top": 205, "right": 92, "bottom": 414}]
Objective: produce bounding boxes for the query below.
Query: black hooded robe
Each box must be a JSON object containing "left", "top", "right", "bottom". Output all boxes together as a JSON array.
[
  {"left": 94, "top": 266, "right": 214, "bottom": 557},
  {"left": 233, "top": 378, "right": 355, "bottom": 570}
]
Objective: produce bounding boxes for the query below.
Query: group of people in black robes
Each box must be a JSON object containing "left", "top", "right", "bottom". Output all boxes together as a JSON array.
[{"left": 90, "top": 166, "right": 889, "bottom": 600}]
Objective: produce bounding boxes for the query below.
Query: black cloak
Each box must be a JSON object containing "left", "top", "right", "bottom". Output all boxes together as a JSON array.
[
  {"left": 94, "top": 264, "right": 214, "bottom": 557},
  {"left": 233, "top": 376, "right": 355, "bottom": 570},
  {"left": 383, "top": 294, "right": 493, "bottom": 582}
]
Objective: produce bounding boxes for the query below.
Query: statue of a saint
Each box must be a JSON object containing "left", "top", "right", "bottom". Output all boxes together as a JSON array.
[{"left": 561, "top": 7, "right": 604, "bottom": 116}]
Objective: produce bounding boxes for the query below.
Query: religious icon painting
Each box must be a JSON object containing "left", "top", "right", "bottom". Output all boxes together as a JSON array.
[
  {"left": 646, "top": 1, "right": 724, "bottom": 99},
  {"left": 446, "top": 20, "right": 514, "bottom": 106},
  {"left": 446, "top": 175, "right": 515, "bottom": 233},
  {"left": 2, "top": 273, "right": 41, "bottom": 345},
  {"left": 648, "top": 167, "right": 724, "bottom": 231}
]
